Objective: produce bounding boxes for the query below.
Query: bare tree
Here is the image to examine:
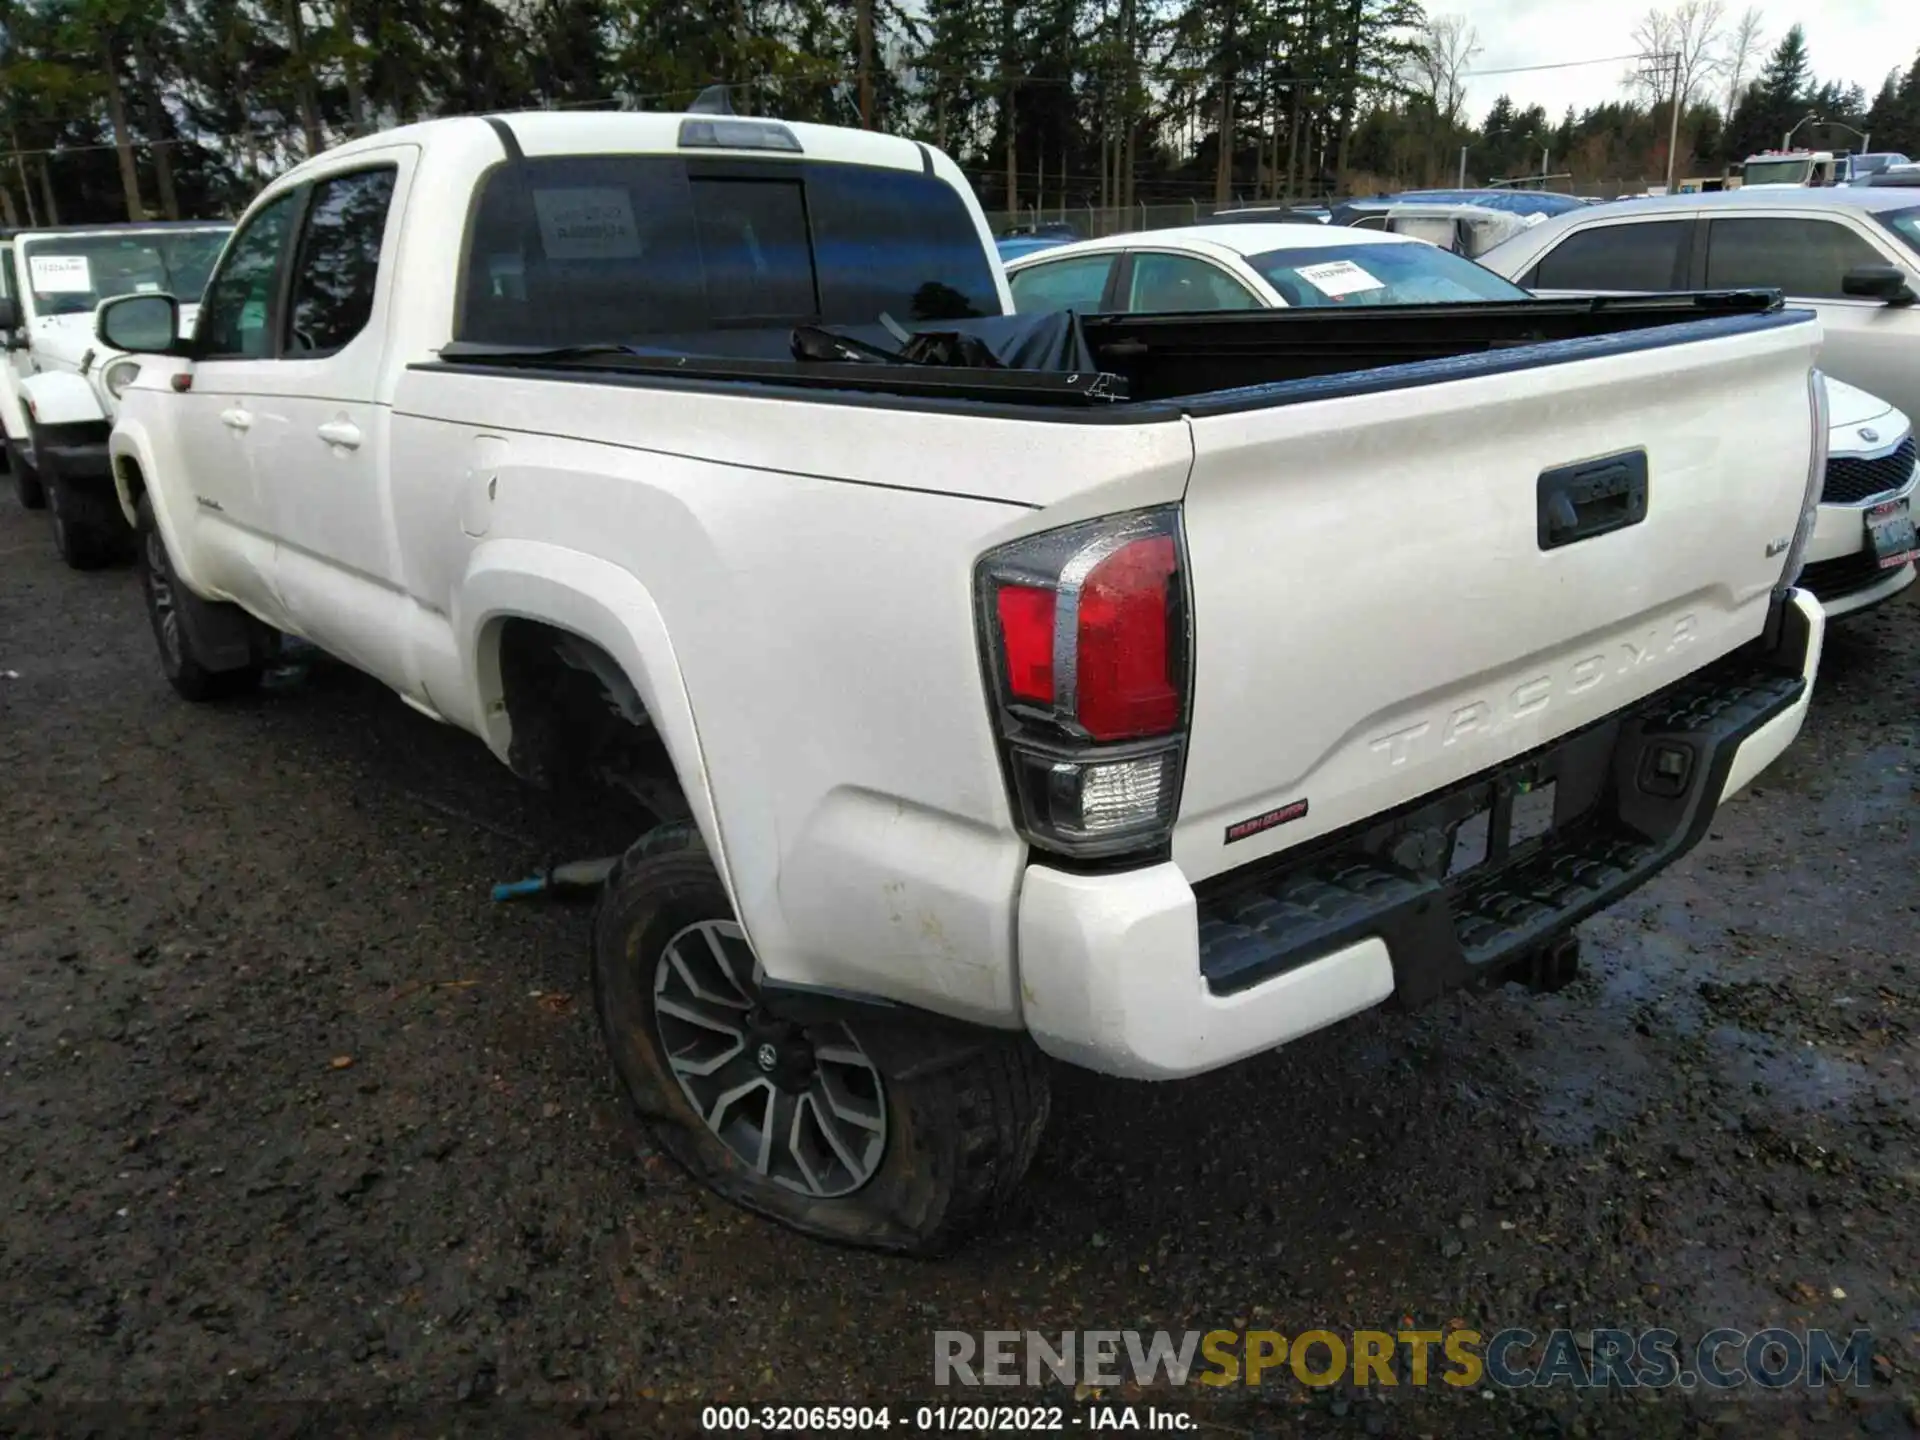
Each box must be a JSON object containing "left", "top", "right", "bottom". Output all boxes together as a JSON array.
[
  {"left": 1721, "top": 6, "right": 1766, "bottom": 117},
  {"left": 1627, "top": 1, "right": 1728, "bottom": 112},
  {"left": 1403, "top": 13, "right": 1481, "bottom": 128}
]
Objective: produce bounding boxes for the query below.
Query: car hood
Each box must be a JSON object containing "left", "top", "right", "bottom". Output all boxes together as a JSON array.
[{"left": 1824, "top": 374, "right": 1895, "bottom": 433}]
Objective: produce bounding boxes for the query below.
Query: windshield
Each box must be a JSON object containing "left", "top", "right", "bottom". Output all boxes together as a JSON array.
[
  {"left": 20, "top": 229, "right": 232, "bottom": 317},
  {"left": 1247, "top": 242, "right": 1529, "bottom": 307},
  {"left": 1743, "top": 159, "right": 1813, "bottom": 186},
  {"left": 1882, "top": 207, "right": 1920, "bottom": 260}
]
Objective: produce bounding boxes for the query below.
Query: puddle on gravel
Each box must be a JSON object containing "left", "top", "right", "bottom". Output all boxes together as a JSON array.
[{"left": 1707, "top": 1024, "right": 1868, "bottom": 1116}]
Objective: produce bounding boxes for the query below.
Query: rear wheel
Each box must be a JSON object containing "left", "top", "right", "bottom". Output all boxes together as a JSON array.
[
  {"left": 136, "top": 498, "right": 264, "bottom": 701},
  {"left": 592, "top": 825, "right": 1050, "bottom": 1254}
]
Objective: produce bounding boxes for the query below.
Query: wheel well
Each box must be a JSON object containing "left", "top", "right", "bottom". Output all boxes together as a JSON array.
[
  {"left": 495, "top": 618, "right": 691, "bottom": 822},
  {"left": 114, "top": 454, "right": 148, "bottom": 527}
]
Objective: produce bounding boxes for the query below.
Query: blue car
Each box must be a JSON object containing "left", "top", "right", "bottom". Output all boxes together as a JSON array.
[{"left": 996, "top": 235, "right": 1074, "bottom": 264}]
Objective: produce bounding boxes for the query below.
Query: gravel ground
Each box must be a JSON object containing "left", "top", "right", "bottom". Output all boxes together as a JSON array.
[{"left": 1, "top": 493, "right": 1916, "bottom": 1440}]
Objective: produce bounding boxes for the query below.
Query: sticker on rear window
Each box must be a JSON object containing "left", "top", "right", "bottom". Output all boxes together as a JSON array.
[
  {"left": 1294, "top": 259, "right": 1385, "bottom": 298},
  {"left": 29, "top": 254, "right": 92, "bottom": 293},
  {"left": 532, "top": 187, "right": 642, "bottom": 260}
]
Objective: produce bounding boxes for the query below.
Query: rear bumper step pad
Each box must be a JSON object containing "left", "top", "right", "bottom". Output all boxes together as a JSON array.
[{"left": 1195, "top": 624, "right": 1810, "bottom": 1003}]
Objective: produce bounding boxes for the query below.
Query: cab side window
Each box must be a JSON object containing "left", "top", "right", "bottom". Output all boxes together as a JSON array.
[
  {"left": 284, "top": 167, "right": 399, "bottom": 356},
  {"left": 1007, "top": 254, "right": 1115, "bottom": 313},
  {"left": 197, "top": 192, "right": 300, "bottom": 359},
  {"left": 1704, "top": 216, "right": 1889, "bottom": 299},
  {"left": 1530, "top": 220, "right": 1690, "bottom": 291},
  {"left": 1126, "top": 252, "right": 1262, "bottom": 312}
]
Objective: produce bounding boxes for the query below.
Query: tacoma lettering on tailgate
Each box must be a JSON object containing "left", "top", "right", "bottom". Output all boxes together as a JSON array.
[{"left": 1368, "top": 615, "right": 1698, "bottom": 770}]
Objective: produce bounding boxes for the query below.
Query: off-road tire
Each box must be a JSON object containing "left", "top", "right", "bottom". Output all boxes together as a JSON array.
[
  {"left": 592, "top": 824, "right": 1051, "bottom": 1255},
  {"left": 44, "top": 455, "right": 122, "bottom": 570},
  {"left": 8, "top": 437, "right": 44, "bottom": 509},
  {"left": 136, "top": 496, "right": 264, "bottom": 702}
]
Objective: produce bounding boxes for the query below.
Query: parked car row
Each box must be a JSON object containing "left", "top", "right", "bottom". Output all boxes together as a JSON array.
[
  {"left": 1, "top": 220, "right": 232, "bottom": 566},
  {"left": 1003, "top": 204, "right": 1920, "bottom": 621},
  {"left": 2, "top": 107, "right": 1863, "bottom": 1256}
]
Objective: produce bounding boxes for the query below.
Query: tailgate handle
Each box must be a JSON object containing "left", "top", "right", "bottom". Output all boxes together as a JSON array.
[{"left": 1537, "top": 450, "right": 1649, "bottom": 551}]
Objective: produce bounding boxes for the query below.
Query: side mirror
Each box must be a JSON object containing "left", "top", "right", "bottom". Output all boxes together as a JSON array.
[
  {"left": 97, "top": 292, "right": 181, "bottom": 353},
  {"left": 1841, "top": 264, "right": 1917, "bottom": 305}
]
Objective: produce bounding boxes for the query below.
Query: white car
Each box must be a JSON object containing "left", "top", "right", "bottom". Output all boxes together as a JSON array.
[
  {"left": 0, "top": 221, "right": 230, "bottom": 567},
  {"left": 1009, "top": 221, "right": 1917, "bottom": 618},
  {"left": 103, "top": 110, "right": 1824, "bottom": 1253},
  {"left": 1802, "top": 380, "right": 1918, "bottom": 616},
  {"left": 1003, "top": 221, "right": 1527, "bottom": 314},
  {"left": 1477, "top": 189, "right": 1920, "bottom": 420}
]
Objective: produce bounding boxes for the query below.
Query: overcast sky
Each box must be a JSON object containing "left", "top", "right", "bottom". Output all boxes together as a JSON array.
[{"left": 1449, "top": 0, "right": 1920, "bottom": 128}]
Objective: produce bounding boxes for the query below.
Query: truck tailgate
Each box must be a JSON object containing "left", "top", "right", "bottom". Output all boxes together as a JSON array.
[{"left": 1173, "top": 310, "right": 1820, "bottom": 884}]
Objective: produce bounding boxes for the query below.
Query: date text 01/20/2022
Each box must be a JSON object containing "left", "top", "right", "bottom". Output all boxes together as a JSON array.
[{"left": 698, "top": 1405, "right": 1195, "bottom": 1432}]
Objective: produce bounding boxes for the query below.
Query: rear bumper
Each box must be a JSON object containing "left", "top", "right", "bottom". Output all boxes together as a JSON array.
[{"left": 1017, "top": 590, "right": 1825, "bottom": 1080}]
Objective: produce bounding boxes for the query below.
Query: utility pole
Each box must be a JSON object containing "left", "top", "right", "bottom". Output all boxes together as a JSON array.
[
  {"left": 1458, "top": 145, "right": 1467, "bottom": 186},
  {"left": 1664, "top": 52, "right": 1682, "bottom": 196}
]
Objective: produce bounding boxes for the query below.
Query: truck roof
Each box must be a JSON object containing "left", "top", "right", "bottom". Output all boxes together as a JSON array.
[
  {"left": 5, "top": 219, "right": 232, "bottom": 241},
  {"left": 278, "top": 110, "right": 935, "bottom": 187}
]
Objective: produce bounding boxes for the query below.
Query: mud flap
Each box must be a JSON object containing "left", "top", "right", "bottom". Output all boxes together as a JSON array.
[{"left": 173, "top": 582, "right": 267, "bottom": 673}]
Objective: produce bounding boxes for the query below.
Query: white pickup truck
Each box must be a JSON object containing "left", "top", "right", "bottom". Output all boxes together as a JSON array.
[
  {"left": 1, "top": 221, "right": 230, "bottom": 566},
  {"left": 102, "top": 108, "right": 1828, "bottom": 1254}
]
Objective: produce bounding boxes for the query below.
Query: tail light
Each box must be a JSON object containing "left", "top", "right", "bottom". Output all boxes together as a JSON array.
[
  {"left": 975, "top": 507, "right": 1191, "bottom": 860},
  {"left": 1777, "top": 369, "right": 1830, "bottom": 597}
]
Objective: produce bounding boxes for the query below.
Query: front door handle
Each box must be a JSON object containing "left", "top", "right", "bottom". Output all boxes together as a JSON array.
[
  {"left": 317, "top": 419, "right": 362, "bottom": 450},
  {"left": 220, "top": 406, "right": 252, "bottom": 432}
]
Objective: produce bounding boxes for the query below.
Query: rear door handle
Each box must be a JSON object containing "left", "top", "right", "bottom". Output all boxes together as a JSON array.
[
  {"left": 220, "top": 407, "right": 252, "bottom": 432},
  {"left": 317, "top": 419, "right": 362, "bottom": 450},
  {"left": 1537, "top": 450, "right": 1649, "bottom": 550}
]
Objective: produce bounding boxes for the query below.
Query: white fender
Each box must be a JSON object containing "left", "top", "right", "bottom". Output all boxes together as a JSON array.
[
  {"left": 19, "top": 369, "right": 106, "bottom": 428},
  {"left": 456, "top": 540, "right": 737, "bottom": 915}
]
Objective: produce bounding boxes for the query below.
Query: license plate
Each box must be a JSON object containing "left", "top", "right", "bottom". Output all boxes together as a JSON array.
[{"left": 1865, "top": 498, "right": 1919, "bottom": 570}]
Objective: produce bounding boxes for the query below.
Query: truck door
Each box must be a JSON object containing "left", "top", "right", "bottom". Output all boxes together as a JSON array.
[
  {"left": 172, "top": 189, "right": 303, "bottom": 621},
  {"left": 247, "top": 150, "right": 415, "bottom": 685}
]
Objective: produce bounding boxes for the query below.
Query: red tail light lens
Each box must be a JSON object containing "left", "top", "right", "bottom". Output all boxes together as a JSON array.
[
  {"left": 975, "top": 508, "right": 1190, "bottom": 860},
  {"left": 995, "top": 584, "right": 1057, "bottom": 705},
  {"left": 1077, "top": 535, "right": 1178, "bottom": 740}
]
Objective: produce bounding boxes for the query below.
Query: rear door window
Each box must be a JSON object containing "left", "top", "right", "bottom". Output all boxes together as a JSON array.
[
  {"left": 285, "top": 166, "right": 398, "bottom": 356},
  {"left": 1531, "top": 220, "right": 1690, "bottom": 290},
  {"left": 1125, "top": 252, "right": 1262, "bottom": 312},
  {"left": 1704, "top": 216, "right": 1890, "bottom": 299},
  {"left": 1007, "top": 255, "right": 1115, "bottom": 312}
]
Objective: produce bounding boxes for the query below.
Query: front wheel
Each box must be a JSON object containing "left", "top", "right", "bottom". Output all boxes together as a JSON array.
[
  {"left": 592, "top": 826, "right": 1050, "bottom": 1254},
  {"left": 45, "top": 458, "right": 126, "bottom": 570},
  {"left": 136, "top": 498, "right": 264, "bottom": 701},
  {"left": 8, "top": 438, "right": 44, "bottom": 509}
]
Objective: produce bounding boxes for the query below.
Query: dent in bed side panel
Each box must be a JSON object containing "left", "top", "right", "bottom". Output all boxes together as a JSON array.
[
  {"left": 391, "top": 375, "right": 1047, "bottom": 1022},
  {"left": 1173, "top": 315, "right": 1823, "bottom": 884}
]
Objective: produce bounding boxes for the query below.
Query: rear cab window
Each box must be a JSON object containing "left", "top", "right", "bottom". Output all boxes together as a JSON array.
[{"left": 459, "top": 156, "right": 1001, "bottom": 347}]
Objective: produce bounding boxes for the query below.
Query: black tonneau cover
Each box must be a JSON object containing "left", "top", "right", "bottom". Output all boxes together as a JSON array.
[{"left": 428, "top": 289, "right": 1785, "bottom": 410}]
